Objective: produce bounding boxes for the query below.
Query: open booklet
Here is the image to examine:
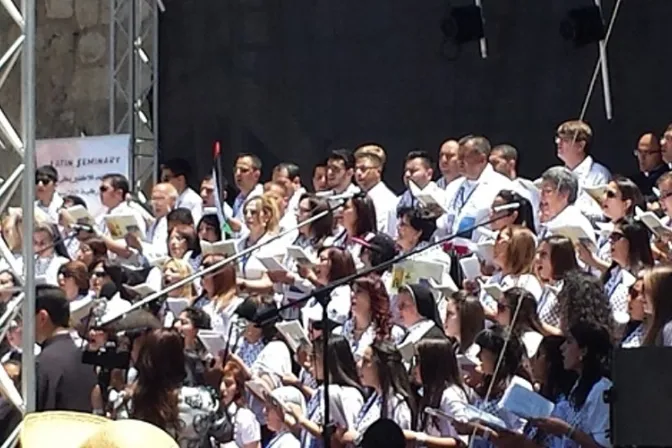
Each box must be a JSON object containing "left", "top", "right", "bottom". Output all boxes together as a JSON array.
[
  {"left": 104, "top": 214, "right": 144, "bottom": 239},
  {"left": 408, "top": 180, "right": 447, "bottom": 212},
  {"left": 197, "top": 330, "right": 227, "bottom": 356},
  {"left": 424, "top": 403, "right": 509, "bottom": 432},
  {"left": 390, "top": 259, "right": 446, "bottom": 294},
  {"left": 499, "top": 380, "right": 554, "bottom": 420},
  {"left": 258, "top": 255, "right": 288, "bottom": 273},
  {"left": 583, "top": 184, "right": 609, "bottom": 204},
  {"left": 287, "top": 246, "right": 318, "bottom": 266},
  {"left": 477, "top": 279, "right": 505, "bottom": 301},
  {"left": 275, "top": 320, "right": 312, "bottom": 352},
  {"left": 549, "top": 224, "right": 596, "bottom": 249},
  {"left": 64, "top": 205, "right": 95, "bottom": 225},
  {"left": 201, "top": 240, "right": 238, "bottom": 258},
  {"left": 635, "top": 206, "right": 672, "bottom": 237},
  {"left": 459, "top": 255, "right": 481, "bottom": 281},
  {"left": 166, "top": 298, "right": 190, "bottom": 317}
]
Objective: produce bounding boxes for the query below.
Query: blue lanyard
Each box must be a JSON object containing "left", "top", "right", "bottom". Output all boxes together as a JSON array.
[
  {"left": 355, "top": 392, "right": 381, "bottom": 426},
  {"left": 452, "top": 182, "right": 477, "bottom": 215}
]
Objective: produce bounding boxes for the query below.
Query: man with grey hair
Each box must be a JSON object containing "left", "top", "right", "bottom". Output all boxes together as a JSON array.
[
  {"left": 437, "top": 135, "right": 514, "bottom": 240},
  {"left": 489, "top": 144, "right": 540, "bottom": 227},
  {"left": 538, "top": 166, "right": 595, "bottom": 246}
]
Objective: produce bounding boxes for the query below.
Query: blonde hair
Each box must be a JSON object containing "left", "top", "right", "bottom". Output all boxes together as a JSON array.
[
  {"left": 354, "top": 144, "right": 386, "bottom": 167},
  {"left": 2, "top": 214, "right": 22, "bottom": 252},
  {"left": 245, "top": 194, "right": 280, "bottom": 234},
  {"left": 162, "top": 258, "right": 196, "bottom": 299},
  {"left": 556, "top": 120, "right": 593, "bottom": 149}
]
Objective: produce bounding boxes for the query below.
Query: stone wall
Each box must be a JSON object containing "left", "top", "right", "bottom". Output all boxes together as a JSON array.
[{"left": 0, "top": 0, "right": 115, "bottom": 181}]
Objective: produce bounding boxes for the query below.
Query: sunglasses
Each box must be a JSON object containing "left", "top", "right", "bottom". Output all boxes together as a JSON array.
[
  {"left": 496, "top": 301, "right": 509, "bottom": 312},
  {"left": 609, "top": 232, "right": 625, "bottom": 243},
  {"left": 605, "top": 190, "right": 617, "bottom": 199},
  {"left": 58, "top": 271, "right": 73, "bottom": 278},
  {"left": 99, "top": 185, "right": 111, "bottom": 193},
  {"left": 35, "top": 176, "right": 53, "bottom": 185},
  {"left": 92, "top": 271, "right": 107, "bottom": 278}
]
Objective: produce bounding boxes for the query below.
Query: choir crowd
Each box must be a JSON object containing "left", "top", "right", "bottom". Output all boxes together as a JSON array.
[{"left": 3, "top": 119, "right": 672, "bottom": 447}]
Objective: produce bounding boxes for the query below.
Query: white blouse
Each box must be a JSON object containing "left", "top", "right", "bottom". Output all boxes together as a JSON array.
[
  {"left": 202, "top": 297, "right": 245, "bottom": 339},
  {"left": 236, "top": 233, "right": 286, "bottom": 281},
  {"left": 478, "top": 272, "right": 543, "bottom": 312},
  {"left": 335, "top": 319, "right": 406, "bottom": 360},
  {"left": 423, "top": 385, "right": 469, "bottom": 439},
  {"left": 301, "top": 385, "right": 364, "bottom": 448},
  {"left": 353, "top": 391, "right": 412, "bottom": 437}
]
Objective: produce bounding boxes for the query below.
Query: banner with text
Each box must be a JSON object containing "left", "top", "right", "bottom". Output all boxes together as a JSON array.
[{"left": 36, "top": 134, "right": 130, "bottom": 217}]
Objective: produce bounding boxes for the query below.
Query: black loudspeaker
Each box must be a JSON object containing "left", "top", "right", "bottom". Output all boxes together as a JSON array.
[
  {"left": 440, "top": 5, "right": 485, "bottom": 44},
  {"left": 611, "top": 347, "right": 672, "bottom": 447},
  {"left": 560, "top": 5, "right": 606, "bottom": 47}
]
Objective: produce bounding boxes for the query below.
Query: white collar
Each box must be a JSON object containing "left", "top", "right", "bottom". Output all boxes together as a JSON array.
[{"left": 571, "top": 155, "right": 593, "bottom": 177}]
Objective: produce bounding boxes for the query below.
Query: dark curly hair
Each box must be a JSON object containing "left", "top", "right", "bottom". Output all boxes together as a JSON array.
[
  {"left": 558, "top": 270, "right": 613, "bottom": 334},
  {"left": 352, "top": 275, "right": 392, "bottom": 342}
]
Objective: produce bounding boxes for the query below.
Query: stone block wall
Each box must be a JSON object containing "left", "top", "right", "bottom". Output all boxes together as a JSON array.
[{"left": 0, "top": 0, "right": 116, "bottom": 182}]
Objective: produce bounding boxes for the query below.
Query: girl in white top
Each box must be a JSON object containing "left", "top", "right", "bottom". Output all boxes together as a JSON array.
[
  {"left": 577, "top": 176, "right": 645, "bottom": 276},
  {"left": 299, "top": 247, "right": 355, "bottom": 330},
  {"left": 477, "top": 225, "right": 542, "bottom": 318},
  {"left": 264, "top": 387, "right": 306, "bottom": 448},
  {"left": 338, "top": 341, "right": 415, "bottom": 445},
  {"left": 214, "top": 360, "right": 261, "bottom": 448},
  {"left": 534, "top": 235, "right": 578, "bottom": 329},
  {"left": 33, "top": 223, "right": 70, "bottom": 286},
  {"left": 336, "top": 275, "right": 405, "bottom": 360},
  {"left": 529, "top": 322, "right": 612, "bottom": 448},
  {"left": 236, "top": 194, "right": 286, "bottom": 295},
  {"left": 267, "top": 195, "right": 335, "bottom": 321},
  {"left": 333, "top": 195, "right": 377, "bottom": 269},
  {"left": 600, "top": 218, "right": 653, "bottom": 321},
  {"left": 405, "top": 338, "right": 469, "bottom": 447},
  {"left": 200, "top": 258, "right": 244, "bottom": 340},
  {"left": 620, "top": 277, "right": 647, "bottom": 348},
  {"left": 287, "top": 335, "right": 365, "bottom": 448},
  {"left": 494, "top": 287, "right": 545, "bottom": 358}
]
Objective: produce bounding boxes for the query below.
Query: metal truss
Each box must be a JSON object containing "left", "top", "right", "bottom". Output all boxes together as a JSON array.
[{"left": 109, "top": 0, "right": 161, "bottom": 193}]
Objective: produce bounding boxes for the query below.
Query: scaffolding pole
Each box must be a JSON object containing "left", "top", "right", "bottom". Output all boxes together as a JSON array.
[{"left": 109, "top": 0, "right": 160, "bottom": 193}]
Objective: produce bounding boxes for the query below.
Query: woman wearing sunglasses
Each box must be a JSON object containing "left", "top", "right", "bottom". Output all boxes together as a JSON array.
[
  {"left": 578, "top": 176, "right": 644, "bottom": 275},
  {"left": 620, "top": 277, "right": 647, "bottom": 348},
  {"left": 601, "top": 217, "right": 653, "bottom": 323}
]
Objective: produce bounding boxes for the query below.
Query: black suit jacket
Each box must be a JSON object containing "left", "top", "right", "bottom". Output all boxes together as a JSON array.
[
  {"left": 631, "top": 164, "right": 670, "bottom": 201},
  {"left": 36, "top": 333, "right": 98, "bottom": 412}
]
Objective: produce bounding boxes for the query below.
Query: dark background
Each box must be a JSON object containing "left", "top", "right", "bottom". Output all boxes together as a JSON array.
[{"left": 158, "top": 0, "right": 671, "bottom": 193}]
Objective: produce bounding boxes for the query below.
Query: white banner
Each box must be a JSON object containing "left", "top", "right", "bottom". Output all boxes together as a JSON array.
[{"left": 36, "top": 134, "right": 130, "bottom": 217}]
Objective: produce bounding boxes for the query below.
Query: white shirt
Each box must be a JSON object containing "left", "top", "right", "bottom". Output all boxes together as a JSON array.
[
  {"left": 569, "top": 156, "right": 611, "bottom": 222},
  {"left": 560, "top": 377, "right": 612, "bottom": 448},
  {"left": 436, "top": 176, "right": 461, "bottom": 190},
  {"left": 223, "top": 403, "right": 261, "bottom": 448},
  {"left": 35, "top": 192, "right": 64, "bottom": 223},
  {"left": 98, "top": 201, "right": 148, "bottom": 237},
  {"left": 232, "top": 184, "right": 264, "bottom": 221},
  {"left": 236, "top": 233, "right": 286, "bottom": 281},
  {"left": 202, "top": 297, "right": 244, "bottom": 339},
  {"left": 438, "top": 165, "right": 514, "bottom": 240},
  {"left": 176, "top": 187, "right": 203, "bottom": 224},
  {"left": 266, "top": 430, "right": 300, "bottom": 448},
  {"left": 424, "top": 385, "right": 469, "bottom": 439},
  {"left": 354, "top": 392, "right": 412, "bottom": 436},
  {"left": 366, "top": 181, "right": 398, "bottom": 234},
  {"left": 539, "top": 204, "right": 596, "bottom": 247},
  {"left": 35, "top": 254, "right": 69, "bottom": 286},
  {"left": 287, "top": 187, "right": 306, "bottom": 216},
  {"left": 301, "top": 285, "right": 351, "bottom": 330},
  {"left": 142, "top": 215, "right": 168, "bottom": 260},
  {"left": 478, "top": 272, "right": 543, "bottom": 313}
]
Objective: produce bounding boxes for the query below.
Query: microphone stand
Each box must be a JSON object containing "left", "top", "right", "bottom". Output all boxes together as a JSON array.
[
  {"left": 99, "top": 195, "right": 353, "bottom": 326},
  {"left": 254, "top": 210, "right": 517, "bottom": 448}
]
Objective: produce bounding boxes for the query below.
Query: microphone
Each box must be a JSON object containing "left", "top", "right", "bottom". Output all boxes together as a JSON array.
[
  {"left": 71, "top": 223, "right": 95, "bottom": 233},
  {"left": 492, "top": 202, "right": 521, "bottom": 213}
]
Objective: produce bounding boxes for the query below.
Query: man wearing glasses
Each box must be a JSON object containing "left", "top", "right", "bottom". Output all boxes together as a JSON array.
[
  {"left": 555, "top": 119, "right": 611, "bottom": 223},
  {"left": 35, "top": 165, "right": 63, "bottom": 223},
  {"left": 632, "top": 132, "right": 668, "bottom": 201}
]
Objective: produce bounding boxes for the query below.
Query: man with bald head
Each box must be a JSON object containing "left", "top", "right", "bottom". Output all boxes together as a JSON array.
[
  {"left": 632, "top": 132, "right": 668, "bottom": 199},
  {"left": 437, "top": 139, "right": 461, "bottom": 189}
]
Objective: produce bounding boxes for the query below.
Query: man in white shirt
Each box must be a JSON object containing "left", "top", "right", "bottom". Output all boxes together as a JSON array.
[
  {"left": 555, "top": 120, "right": 610, "bottom": 222},
  {"left": 94, "top": 174, "right": 147, "bottom": 264},
  {"left": 161, "top": 158, "right": 203, "bottom": 224},
  {"left": 436, "top": 139, "right": 461, "bottom": 189},
  {"left": 488, "top": 144, "right": 541, "bottom": 228},
  {"left": 272, "top": 162, "right": 305, "bottom": 216},
  {"left": 35, "top": 165, "right": 63, "bottom": 223},
  {"left": 537, "top": 166, "right": 595, "bottom": 247},
  {"left": 142, "top": 182, "right": 178, "bottom": 259},
  {"left": 353, "top": 144, "right": 397, "bottom": 233},
  {"left": 388, "top": 150, "right": 437, "bottom": 238},
  {"left": 232, "top": 153, "right": 264, "bottom": 220},
  {"left": 438, "top": 136, "right": 514, "bottom": 240},
  {"left": 326, "top": 149, "right": 360, "bottom": 195}
]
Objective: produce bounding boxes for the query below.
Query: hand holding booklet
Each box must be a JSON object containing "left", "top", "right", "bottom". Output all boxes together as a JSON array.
[
  {"left": 200, "top": 240, "right": 237, "bottom": 257},
  {"left": 635, "top": 206, "right": 672, "bottom": 237},
  {"left": 409, "top": 180, "right": 447, "bottom": 213},
  {"left": 104, "top": 214, "right": 144, "bottom": 239},
  {"left": 499, "top": 383, "right": 554, "bottom": 420},
  {"left": 287, "top": 245, "right": 318, "bottom": 266},
  {"left": 459, "top": 255, "right": 481, "bottom": 281},
  {"left": 197, "top": 330, "right": 227, "bottom": 356},
  {"left": 275, "top": 320, "right": 312, "bottom": 352}
]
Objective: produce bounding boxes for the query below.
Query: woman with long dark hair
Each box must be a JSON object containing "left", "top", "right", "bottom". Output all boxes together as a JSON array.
[
  {"left": 534, "top": 235, "right": 578, "bottom": 330},
  {"left": 337, "top": 275, "right": 405, "bottom": 359},
  {"left": 267, "top": 194, "right": 334, "bottom": 321},
  {"left": 495, "top": 287, "right": 545, "bottom": 358},
  {"left": 621, "top": 277, "right": 647, "bottom": 348},
  {"left": 642, "top": 265, "right": 672, "bottom": 346},
  {"left": 405, "top": 337, "right": 468, "bottom": 446},
  {"left": 443, "top": 291, "right": 485, "bottom": 356},
  {"left": 527, "top": 322, "right": 612, "bottom": 448},
  {"left": 334, "top": 195, "right": 377, "bottom": 268},
  {"left": 131, "top": 329, "right": 218, "bottom": 446},
  {"left": 338, "top": 340, "right": 415, "bottom": 444},
  {"left": 287, "top": 335, "right": 364, "bottom": 448},
  {"left": 488, "top": 190, "right": 536, "bottom": 234},
  {"left": 600, "top": 217, "right": 653, "bottom": 322}
]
